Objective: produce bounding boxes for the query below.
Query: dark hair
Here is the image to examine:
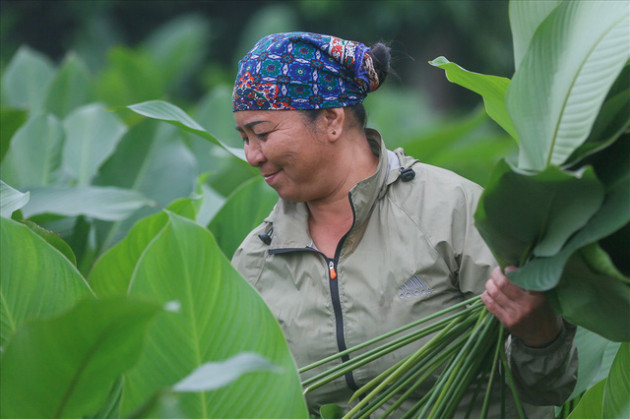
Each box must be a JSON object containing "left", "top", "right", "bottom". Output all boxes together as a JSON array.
[{"left": 302, "top": 41, "right": 392, "bottom": 129}]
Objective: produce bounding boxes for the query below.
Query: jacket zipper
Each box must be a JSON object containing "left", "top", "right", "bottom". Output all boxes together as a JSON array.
[{"left": 326, "top": 255, "right": 359, "bottom": 392}]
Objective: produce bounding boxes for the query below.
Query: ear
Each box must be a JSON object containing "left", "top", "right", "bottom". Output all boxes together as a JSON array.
[{"left": 322, "top": 108, "right": 345, "bottom": 142}]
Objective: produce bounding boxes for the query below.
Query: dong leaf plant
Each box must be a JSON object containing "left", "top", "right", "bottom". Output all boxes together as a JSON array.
[
  {"left": 304, "top": 1, "right": 629, "bottom": 417},
  {"left": 0, "top": 190, "right": 307, "bottom": 418}
]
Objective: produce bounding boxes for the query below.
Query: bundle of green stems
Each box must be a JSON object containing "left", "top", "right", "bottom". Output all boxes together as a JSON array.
[{"left": 300, "top": 295, "right": 525, "bottom": 419}]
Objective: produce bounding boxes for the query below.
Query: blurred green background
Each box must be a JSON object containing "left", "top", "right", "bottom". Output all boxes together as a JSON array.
[{"left": 1, "top": 0, "right": 513, "bottom": 113}]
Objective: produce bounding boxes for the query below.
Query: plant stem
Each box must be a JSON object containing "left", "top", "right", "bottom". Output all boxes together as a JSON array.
[{"left": 299, "top": 295, "right": 482, "bottom": 374}]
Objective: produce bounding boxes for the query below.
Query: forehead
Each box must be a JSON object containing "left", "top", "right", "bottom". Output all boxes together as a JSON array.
[{"left": 234, "top": 110, "right": 307, "bottom": 129}]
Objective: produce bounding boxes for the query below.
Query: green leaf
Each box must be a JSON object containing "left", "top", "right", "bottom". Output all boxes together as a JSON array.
[
  {"left": 508, "top": 1, "right": 630, "bottom": 170},
  {"left": 89, "top": 211, "right": 170, "bottom": 297},
  {"left": 172, "top": 352, "right": 282, "bottom": 392},
  {"left": 0, "top": 217, "right": 92, "bottom": 347},
  {"left": 509, "top": 0, "right": 560, "bottom": 69},
  {"left": 62, "top": 103, "right": 127, "bottom": 185},
  {"left": 569, "top": 328, "right": 620, "bottom": 400},
  {"left": 94, "top": 47, "right": 165, "bottom": 108},
  {"left": 0, "top": 297, "right": 161, "bottom": 418},
  {"left": 1, "top": 113, "right": 65, "bottom": 188},
  {"left": 92, "top": 121, "right": 196, "bottom": 251},
  {"left": 0, "top": 107, "right": 28, "bottom": 161},
  {"left": 603, "top": 342, "right": 630, "bottom": 418},
  {"left": 120, "top": 212, "right": 307, "bottom": 418},
  {"left": 126, "top": 100, "right": 246, "bottom": 161},
  {"left": 43, "top": 52, "right": 93, "bottom": 118},
  {"left": 208, "top": 176, "right": 277, "bottom": 259},
  {"left": 475, "top": 160, "right": 605, "bottom": 267},
  {"left": 142, "top": 14, "right": 209, "bottom": 91},
  {"left": 508, "top": 177, "right": 630, "bottom": 290},
  {"left": 429, "top": 56, "right": 517, "bottom": 140},
  {"left": 549, "top": 244, "right": 630, "bottom": 342},
  {"left": 22, "top": 185, "right": 153, "bottom": 221},
  {"left": 194, "top": 173, "right": 226, "bottom": 227},
  {"left": 0, "top": 181, "right": 29, "bottom": 218},
  {"left": 567, "top": 379, "right": 605, "bottom": 419},
  {"left": 1, "top": 46, "right": 56, "bottom": 111},
  {"left": 88, "top": 198, "right": 198, "bottom": 297},
  {"left": 567, "top": 67, "right": 630, "bottom": 166},
  {"left": 21, "top": 219, "right": 77, "bottom": 266},
  {"left": 188, "top": 86, "right": 257, "bottom": 195}
]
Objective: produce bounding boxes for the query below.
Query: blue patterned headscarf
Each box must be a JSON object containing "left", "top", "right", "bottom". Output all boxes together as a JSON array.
[{"left": 233, "top": 32, "right": 380, "bottom": 111}]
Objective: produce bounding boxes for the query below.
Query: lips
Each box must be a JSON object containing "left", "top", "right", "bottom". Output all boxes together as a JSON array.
[{"left": 262, "top": 170, "right": 281, "bottom": 184}]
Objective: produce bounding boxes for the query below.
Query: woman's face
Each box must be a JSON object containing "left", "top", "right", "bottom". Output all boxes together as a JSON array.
[{"left": 234, "top": 110, "right": 333, "bottom": 202}]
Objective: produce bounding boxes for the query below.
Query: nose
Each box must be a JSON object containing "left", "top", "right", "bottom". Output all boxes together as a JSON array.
[{"left": 244, "top": 138, "right": 266, "bottom": 167}]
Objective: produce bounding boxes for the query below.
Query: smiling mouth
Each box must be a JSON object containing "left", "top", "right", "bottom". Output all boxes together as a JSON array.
[{"left": 263, "top": 170, "right": 281, "bottom": 182}]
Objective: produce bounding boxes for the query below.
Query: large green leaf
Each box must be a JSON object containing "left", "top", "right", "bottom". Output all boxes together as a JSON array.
[
  {"left": 475, "top": 160, "right": 604, "bottom": 267},
  {"left": 62, "top": 103, "right": 127, "bottom": 185},
  {"left": 603, "top": 342, "right": 630, "bottom": 418},
  {"left": 0, "top": 181, "right": 29, "bottom": 218},
  {"left": 0, "top": 217, "right": 92, "bottom": 347},
  {"left": 567, "top": 379, "right": 606, "bottom": 419},
  {"left": 1, "top": 113, "right": 65, "bottom": 188},
  {"left": 120, "top": 212, "right": 307, "bottom": 418},
  {"left": 94, "top": 47, "right": 165, "bottom": 109},
  {"left": 88, "top": 198, "right": 198, "bottom": 297},
  {"left": 549, "top": 245, "right": 630, "bottom": 342},
  {"left": 208, "top": 176, "right": 277, "bottom": 259},
  {"left": 566, "top": 66, "right": 630, "bottom": 167},
  {"left": 21, "top": 219, "right": 77, "bottom": 266},
  {"left": 189, "top": 86, "right": 258, "bottom": 196},
  {"left": 21, "top": 185, "right": 153, "bottom": 221},
  {"left": 1, "top": 46, "right": 56, "bottom": 112},
  {"left": 92, "top": 121, "right": 196, "bottom": 251},
  {"left": 0, "top": 107, "right": 28, "bottom": 161},
  {"left": 429, "top": 56, "right": 517, "bottom": 140},
  {"left": 142, "top": 14, "right": 209, "bottom": 92},
  {"left": 43, "top": 52, "right": 92, "bottom": 118},
  {"left": 509, "top": 177, "right": 630, "bottom": 290},
  {"left": 126, "top": 100, "right": 246, "bottom": 161},
  {"left": 508, "top": 1, "right": 630, "bottom": 171},
  {"left": 569, "top": 328, "right": 620, "bottom": 400},
  {"left": 509, "top": 0, "right": 560, "bottom": 69},
  {"left": 0, "top": 297, "right": 161, "bottom": 418}
]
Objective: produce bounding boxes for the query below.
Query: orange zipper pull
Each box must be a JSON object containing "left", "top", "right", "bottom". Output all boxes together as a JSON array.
[{"left": 329, "top": 260, "right": 337, "bottom": 280}]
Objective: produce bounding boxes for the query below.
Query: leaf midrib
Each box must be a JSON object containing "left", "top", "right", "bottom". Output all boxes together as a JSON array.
[
  {"left": 546, "top": 12, "right": 629, "bottom": 167},
  {"left": 54, "top": 319, "right": 123, "bottom": 418}
]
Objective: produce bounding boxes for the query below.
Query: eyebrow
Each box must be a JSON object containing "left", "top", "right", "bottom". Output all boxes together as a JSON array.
[{"left": 235, "top": 120, "right": 269, "bottom": 132}]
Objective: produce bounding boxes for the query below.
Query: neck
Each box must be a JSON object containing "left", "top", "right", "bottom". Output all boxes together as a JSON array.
[{"left": 306, "top": 130, "right": 379, "bottom": 257}]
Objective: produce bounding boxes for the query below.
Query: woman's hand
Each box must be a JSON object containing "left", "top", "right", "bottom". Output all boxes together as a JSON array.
[{"left": 481, "top": 266, "right": 563, "bottom": 347}]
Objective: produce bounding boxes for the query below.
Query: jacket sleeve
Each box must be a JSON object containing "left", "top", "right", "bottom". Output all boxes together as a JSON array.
[{"left": 507, "top": 321, "right": 578, "bottom": 405}]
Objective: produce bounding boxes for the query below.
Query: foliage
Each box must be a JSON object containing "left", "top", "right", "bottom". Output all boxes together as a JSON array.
[{"left": 1, "top": 199, "right": 307, "bottom": 418}]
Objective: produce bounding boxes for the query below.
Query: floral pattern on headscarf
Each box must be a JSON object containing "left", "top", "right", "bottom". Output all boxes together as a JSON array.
[{"left": 233, "top": 32, "right": 379, "bottom": 111}]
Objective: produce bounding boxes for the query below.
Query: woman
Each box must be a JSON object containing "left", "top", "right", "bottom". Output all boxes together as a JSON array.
[{"left": 231, "top": 32, "right": 577, "bottom": 417}]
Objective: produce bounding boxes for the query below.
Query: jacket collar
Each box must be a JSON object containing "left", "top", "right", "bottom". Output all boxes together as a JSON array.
[{"left": 266, "top": 129, "right": 397, "bottom": 252}]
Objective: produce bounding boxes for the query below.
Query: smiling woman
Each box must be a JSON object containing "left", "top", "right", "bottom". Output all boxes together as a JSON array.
[{"left": 230, "top": 32, "right": 577, "bottom": 417}]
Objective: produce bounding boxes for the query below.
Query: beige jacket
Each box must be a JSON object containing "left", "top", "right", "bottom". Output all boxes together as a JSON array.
[{"left": 232, "top": 129, "right": 577, "bottom": 417}]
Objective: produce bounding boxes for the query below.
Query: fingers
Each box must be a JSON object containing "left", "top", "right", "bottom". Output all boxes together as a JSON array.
[{"left": 482, "top": 266, "right": 543, "bottom": 329}]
